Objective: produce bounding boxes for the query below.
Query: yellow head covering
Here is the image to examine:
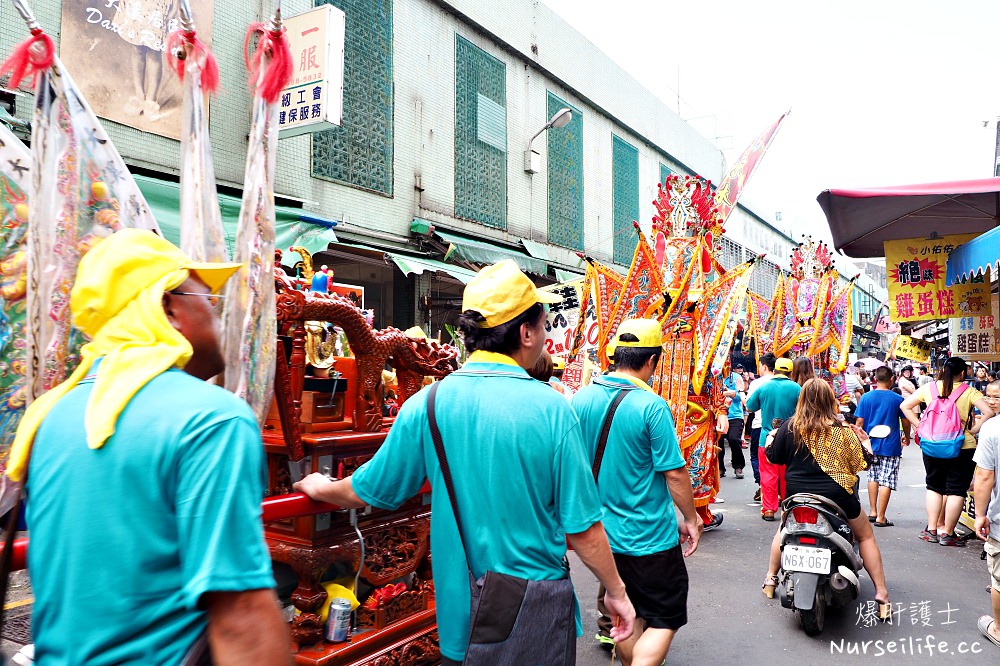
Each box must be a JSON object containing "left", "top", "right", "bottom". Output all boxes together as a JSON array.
[{"left": 6, "top": 229, "right": 241, "bottom": 481}]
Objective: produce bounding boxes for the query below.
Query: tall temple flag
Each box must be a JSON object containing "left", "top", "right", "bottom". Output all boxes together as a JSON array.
[
  {"left": 589, "top": 259, "right": 626, "bottom": 364},
  {"left": 0, "top": 124, "right": 30, "bottom": 451},
  {"left": 598, "top": 226, "right": 665, "bottom": 367},
  {"left": 2, "top": 0, "right": 160, "bottom": 404},
  {"left": 222, "top": 8, "right": 294, "bottom": 423},
  {"left": 169, "top": 0, "right": 228, "bottom": 265},
  {"left": 692, "top": 259, "right": 755, "bottom": 394},
  {"left": 713, "top": 111, "right": 789, "bottom": 225}
]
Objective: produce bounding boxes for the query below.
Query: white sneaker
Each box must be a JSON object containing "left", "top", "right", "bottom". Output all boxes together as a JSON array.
[{"left": 12, "top": 643, "right": 34, "bottom": 665}]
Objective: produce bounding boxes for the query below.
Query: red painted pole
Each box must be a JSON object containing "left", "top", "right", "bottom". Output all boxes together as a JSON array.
[{"left": 3, "top": 482, "right": 434, "bottom": 572}]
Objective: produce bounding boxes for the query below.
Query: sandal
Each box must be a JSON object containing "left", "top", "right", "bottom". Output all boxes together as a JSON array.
[
  {"left": 876, "top": 599, "right": 892, "bottom": 622},
  {"left": 762, "top": 575, "right": 779, "bottom": 599},
  {"left": 874, "top": 520, "right": 894, "bottom": 527},
  {"left": 868, "top": 515, "right": 876, "bottom": 523}
]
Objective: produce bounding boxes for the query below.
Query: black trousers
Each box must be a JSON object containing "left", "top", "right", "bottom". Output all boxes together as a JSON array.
[
  {"left": 750, "top": 427, "right": 761, "bottom": 484},
  {"left": 719, "top": 418, "right": 746, "bottom": 473}
]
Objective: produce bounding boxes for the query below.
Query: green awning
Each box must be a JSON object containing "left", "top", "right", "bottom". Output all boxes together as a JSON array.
[
  {"left": 554, "top": 269, "right": 584, "bottom": 283},
  {"left": 134, "top": 174, "right": 338, "bottom": 259},
  {"left": 435, "top": 230, "right": 547, "bottom": 276},
  {"left": 519, "top": 238, "right": 551, "bottom": 261},
  {"left": 0, "top": 106, "right": 28, "bottom": 130},
  {"left": 388, "top": 253, "right": 478, "bottom": 283}
]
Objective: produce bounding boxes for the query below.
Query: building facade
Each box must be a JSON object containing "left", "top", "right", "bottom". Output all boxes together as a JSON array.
[{"left": 0, "top": 0, "right": 884, "bottom": 338}]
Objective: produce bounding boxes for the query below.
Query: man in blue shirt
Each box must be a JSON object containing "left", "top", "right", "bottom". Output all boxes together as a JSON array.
[
  {"left": 855, "top": 365, "right": 908, "bottom": 526},
  {"left": 745, "top": 357, "right": 801, "bottom": 521},
  {"left": 12, "top": 230, "right": 288, "bottom": 665},
  {"left": 295, "top": 260, "right": 635, "bottom": 664},
  {"left": 720, "top": 364, "right": 747, "bottom": 479},
  {"left": 572, "top": 318, "right": 701, "bottom": 666}
]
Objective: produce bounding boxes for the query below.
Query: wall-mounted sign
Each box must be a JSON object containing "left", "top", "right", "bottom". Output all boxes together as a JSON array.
[
  {"left": 891, "top": 334, "right": 932, "bottom": 363},
  {"left": 278, "top": 4, "right": 345, "bottom": 138},
  {"left": 948, "top": 293, "right": 999, "bottom": 361},
  {"left": 885, "top": 234, "right": 989, "bottom": 322}
]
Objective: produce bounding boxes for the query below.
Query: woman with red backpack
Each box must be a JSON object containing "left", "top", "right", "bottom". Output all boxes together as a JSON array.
[{"left": 901, "top": 357, "right": 996, "bottom": 546}]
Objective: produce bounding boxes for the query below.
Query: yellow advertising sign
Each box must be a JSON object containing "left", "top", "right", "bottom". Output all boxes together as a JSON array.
[
  {"left": 892, "top": 335, "right": 932, "bottom": 363},
  {"left": 885, "top": 234, "right": 988, "bottom": 322}
]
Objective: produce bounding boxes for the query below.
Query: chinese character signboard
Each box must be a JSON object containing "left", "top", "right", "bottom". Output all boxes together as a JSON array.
[
  {"left": 278, "top": 5, "right": 345, "bottom": 138},
  {"left": 541, "top": 278, "right": 597, "bottom": 358},
  {"left": 949, "top": 293, "right": 999, "bottom": 361},
  {"left": 892, "top": 335, "right": 932, "bottom": 363},
  {"left": 885, "top": 234, "right": 988, "bottom": 322}
]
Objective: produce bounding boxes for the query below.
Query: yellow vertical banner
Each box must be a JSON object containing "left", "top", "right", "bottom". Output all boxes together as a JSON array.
[{"left": 885, "top": 234, "right": 987, "bottom": 322}]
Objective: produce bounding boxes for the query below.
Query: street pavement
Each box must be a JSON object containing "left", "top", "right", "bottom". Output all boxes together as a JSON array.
[
  {"left": 572, "top": 446, "right": 998, "bottom": 665},
  {"left": 2, "top": 447, "right": 996, "bottom": 664}
]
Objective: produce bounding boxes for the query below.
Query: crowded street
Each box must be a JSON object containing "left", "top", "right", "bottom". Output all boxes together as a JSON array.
[{"left": 2, "top": 0, "right": 1000, "bottom": 664}]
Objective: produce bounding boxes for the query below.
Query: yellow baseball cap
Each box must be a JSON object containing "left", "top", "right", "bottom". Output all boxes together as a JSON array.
[
  {"left": 775, "top": 358, "right": 794, "bottom": 373},
  {"left": 404, "top": 326, "right": 427, "bottom": 339},
  {"left": 614, "top": 318, "right": 663, "bottom": 348},
  {"left": 71, "top": 228, "right": 242, "bottom": 337},
  {"left": 462, "top": 260, "right": 561, "bottom": 328}
]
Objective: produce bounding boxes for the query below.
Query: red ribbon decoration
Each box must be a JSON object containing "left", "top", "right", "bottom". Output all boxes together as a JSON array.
[
  {"left": 0, "top": 27, "right": 55, "bottom": 91},
  {"left": 244, "top": 21, "right": 294, "bottom": 104},
  {"left": 166, "top": 29, "right": 221, "bottom": 95}
]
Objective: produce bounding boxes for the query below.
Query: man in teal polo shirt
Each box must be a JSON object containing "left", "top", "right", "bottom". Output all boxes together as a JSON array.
[
  {"left": 13, "top": 230, "right": 288, "bottom": 665},
  {"left": 295, "top": 260, "right": 635, "bottom": 664},
  {"left": 745, "top": 357, "right": 801, "bottom": 520},
  {"left": 572, "top": 318, "right": 701, "bottom": 666}
]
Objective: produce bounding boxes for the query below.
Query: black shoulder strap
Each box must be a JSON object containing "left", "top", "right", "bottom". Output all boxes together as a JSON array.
[
  {"left": 592, "top": 389, "right": 630, "bottom": 481},
  {"left": 426, "top": 382, "right": 472, "bottom": 569}
]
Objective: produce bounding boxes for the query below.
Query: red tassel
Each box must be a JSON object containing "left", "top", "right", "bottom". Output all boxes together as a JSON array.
[
  {"left": 0, "top": 28, "right": 55, "bottom": 91},
  {"left": 166, "top": 29, "right": 220, "bottom": 95},
  {"left": 244, "top": 22, "right": 294, "bottom": 104}
]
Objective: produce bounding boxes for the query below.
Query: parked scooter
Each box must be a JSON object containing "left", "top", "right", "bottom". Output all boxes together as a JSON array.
[{"left": 775, "top": 492, "right": 865, "bottom": 635}]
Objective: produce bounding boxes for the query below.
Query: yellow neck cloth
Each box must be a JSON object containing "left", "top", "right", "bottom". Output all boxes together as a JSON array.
[{"left": 6, "top": 269, "right": 194, "bottom": 481}]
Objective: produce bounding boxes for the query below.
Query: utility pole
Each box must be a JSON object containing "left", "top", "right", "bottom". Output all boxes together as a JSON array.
[{"left": 994, "top": 115, "right": 1000, "bottom": 176}]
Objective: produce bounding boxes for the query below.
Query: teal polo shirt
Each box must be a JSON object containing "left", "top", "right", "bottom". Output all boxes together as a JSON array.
[
  {"left": 350, "top": 351, "right": 603, "bottom": 662},
  {"left": 571, "top": 373, "right": 686, "bottom": 556},
  {"left": 725, "top": 372, "right": 744, "bottom": 420},
  {"left": 27, "top": 367, "right": 275, "bottom": 666},
  {"left": 745, "top": 374, "right": 802, "bottom": 446}
]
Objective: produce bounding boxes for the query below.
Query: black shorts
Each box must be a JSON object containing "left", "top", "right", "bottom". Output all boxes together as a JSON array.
[
  {"left": 923, "top": 448, "right": 976, "bottom": 496},
  {"left": 612, "top": 546, "right": 688, "bottom": 630}
]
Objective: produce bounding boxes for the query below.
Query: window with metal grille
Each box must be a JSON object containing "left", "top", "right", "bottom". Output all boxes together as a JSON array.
[
  {"left": 718, "top": 237, "right": 743, "bottom": 271},
  {"left": 749, "top": 258, "right": 780, "bottom": 299},
  {"left": 612, "top": 135, "right": 639, "bottom": 265},
  {"left": 546, "top": 92, "right": 584, "bottom": 250},
  {"left": 659, "top": 163, "right": 671, "bottom": 186},
  {"left": 454, "top": 35, "right": 507, "bottom": 229},
  {"left": 311, "top": 0, "right": 394, "bottom": 196}
]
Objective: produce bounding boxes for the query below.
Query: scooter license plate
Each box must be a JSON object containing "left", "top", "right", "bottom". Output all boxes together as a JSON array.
[{"left": 781, "top": 545, "right": 831, "bottom": 574}]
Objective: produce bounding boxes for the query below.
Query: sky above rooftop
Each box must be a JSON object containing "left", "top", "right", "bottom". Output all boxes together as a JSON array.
[{"left": 541, "top": 0, "right": 1000, "bottom": 252}]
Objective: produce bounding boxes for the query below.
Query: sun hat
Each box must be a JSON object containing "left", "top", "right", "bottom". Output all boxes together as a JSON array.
[
  {"left": 461, "top": 259, "right": 561, "bottom": 328},
  {"left": 71, "top": 228, "right": 241, "bottom": 337}
]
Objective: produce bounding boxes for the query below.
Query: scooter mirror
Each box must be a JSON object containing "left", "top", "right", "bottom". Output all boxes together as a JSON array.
[{"left": 868, "top": 424, "right": 891, "bottom": 439}]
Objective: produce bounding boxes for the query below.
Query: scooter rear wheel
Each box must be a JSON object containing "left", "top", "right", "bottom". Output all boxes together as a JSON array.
[{"left": 799, "top": 587, "right": 826, "bottom": 636}]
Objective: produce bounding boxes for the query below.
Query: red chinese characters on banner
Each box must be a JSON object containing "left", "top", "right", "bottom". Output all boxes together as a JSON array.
[{"left": 884, "top": 234, "right": 984, "bottom": 322}]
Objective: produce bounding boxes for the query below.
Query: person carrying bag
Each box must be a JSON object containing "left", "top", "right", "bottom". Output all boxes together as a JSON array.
[{"left": 428, "top": 381, "right": 577, "bottom": 664}]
